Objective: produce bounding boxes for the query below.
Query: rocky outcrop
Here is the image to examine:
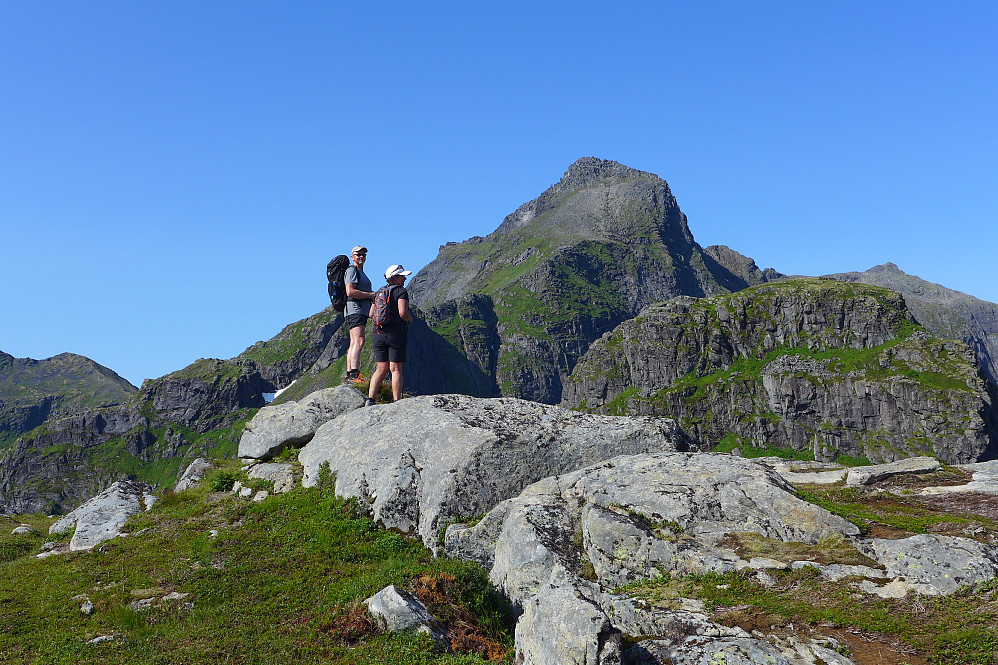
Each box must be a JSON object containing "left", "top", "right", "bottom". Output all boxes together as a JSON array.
[
  {"left": 406, "top": 158, "right": 781, "bottom": 404},
  {"left": 238, "top": 384, "right": 365, "bottom": 460},
  {"left": 564, "top": 278, "right": 997, "bottom": 464},
  {"left": 444, "top": 452, "right": 998, "bottom": 664},
  {"left": 174, "top": 457, "right": 213, "bottom": 492},
  {"left": 49, "top": 479, "right": 154, "bottom": 551},
  {"left": 297, "top": 394, "right": 691, "bottom": 549},
  {"left": 827, "top": 262, "right": 998, "bottom": 387}
]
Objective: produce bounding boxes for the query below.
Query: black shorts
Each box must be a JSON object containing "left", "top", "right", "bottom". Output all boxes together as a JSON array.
[
  {"left": 372, "top": 330, "right": 407, "bottom": 363},
  {"left": 344, "top": 313, "right": 368, "bottom": 330}
]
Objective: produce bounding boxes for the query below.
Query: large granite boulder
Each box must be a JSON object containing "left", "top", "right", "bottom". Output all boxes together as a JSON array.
[
  {"left": 238, "top": 384, "right": 364, "bottom": 460},
  {"left": 49, "top": 480, "right": 154, "bottom": 551},
  {"left": 297, "top": 394, "right": 690, "bottom": 549},
  {"left": 444, "top": 452, "right": 998, "bottom": 665}
]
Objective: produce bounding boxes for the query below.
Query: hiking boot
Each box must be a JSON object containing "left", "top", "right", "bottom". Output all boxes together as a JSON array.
[
  {"left": 363, "top": 398, "right": 376, "bottom": 407},
  {"left": 342, "top": 369, "right": 359, "bottom": 382},
  {"left": 351, "top": 371, "right": 366, "bottom": 384}
]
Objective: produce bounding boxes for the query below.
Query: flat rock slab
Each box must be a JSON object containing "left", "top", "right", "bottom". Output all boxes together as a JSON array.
[
  {"left": 238, "top": 384, "right": 365, "bottom": 460},
  {"left": 846, "top": 456, "right": 941, "bottom": 486},
  {"left": 919, "top": 460, "right": 998, "bottom": 496},
  {"left": 48, "top": 480, "right": 154, "bottom": 551},
  {"left": 298, "top": 394, "right": 689, "bottom": 549}
]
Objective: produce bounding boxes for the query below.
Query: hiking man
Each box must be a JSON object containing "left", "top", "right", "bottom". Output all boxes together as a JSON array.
[
  {"left": 343, "top": 245, "right": 376, "bottom": 382},
  {"left": 365, "top": 264, "right": 413, "bottom": 406}
]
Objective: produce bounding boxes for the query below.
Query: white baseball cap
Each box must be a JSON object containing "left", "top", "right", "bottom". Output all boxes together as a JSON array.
[{"left": 385, "top": 264, "right": 412, "bottom": 279}]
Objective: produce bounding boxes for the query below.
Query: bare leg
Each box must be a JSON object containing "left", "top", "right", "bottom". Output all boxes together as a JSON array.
[
  {"left": 347, "top": 325, "right": 366, "bottom": 372},
  {"left": 368, "top": 361, "right": 390, "bottom": 400},
  {"left": 389, "top": 362, "right": 404, "bottom": 401}
]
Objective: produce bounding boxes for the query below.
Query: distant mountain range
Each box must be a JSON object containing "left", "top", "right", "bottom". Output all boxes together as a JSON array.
[{"left": 3, "top": 157, "right": 996, "bottom": 513}]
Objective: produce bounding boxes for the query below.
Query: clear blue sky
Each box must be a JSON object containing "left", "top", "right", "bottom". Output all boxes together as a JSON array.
[{"left": 2, "top": 2, "right": 996, "bottom": 387}]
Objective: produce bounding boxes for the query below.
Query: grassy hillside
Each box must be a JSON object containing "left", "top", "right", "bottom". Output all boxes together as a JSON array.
[{"left": 0, "top": 460, "right": 513, "bottom": 664}]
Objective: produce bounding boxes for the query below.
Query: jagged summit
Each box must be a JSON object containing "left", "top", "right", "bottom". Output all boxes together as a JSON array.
[{"left": 407, "top": 158, "right": 780, "bottom": 403}]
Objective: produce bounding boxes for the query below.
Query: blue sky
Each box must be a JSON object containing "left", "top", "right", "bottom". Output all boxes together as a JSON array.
[{"left": 1, "top": 2, "right": 995, "bottom": 387}]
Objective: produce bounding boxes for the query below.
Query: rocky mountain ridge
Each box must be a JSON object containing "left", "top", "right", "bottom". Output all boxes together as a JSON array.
[{"left": 563, "top": 278, "right": 998, "bottom": 464}]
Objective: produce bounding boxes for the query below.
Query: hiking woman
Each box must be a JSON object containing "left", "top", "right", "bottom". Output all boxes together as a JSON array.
[
  {"left": 365, "top": 264, "right": 413, "bottom": 405},
  {"left": 343, "top": 245, "right": 376, "bottom": 382}
]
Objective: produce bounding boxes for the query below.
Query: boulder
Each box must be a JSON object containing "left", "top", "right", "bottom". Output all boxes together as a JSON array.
[
  {"left": 298, "top": 394, "right": 690, "bottom": 549},
  {"left": 48, "top": 480, "right": 154, "bottom": 551},
  {"left": 11, "top": 525, "right": 37, "bottom": 535},
  {"left": 247, "top": 463, "right": 295, "bottom": 494},
  {"left": 919, "top": 459, "right": 998, "bottom": 496},
  {"left": 846, "top": 456, "right": 941, "bottom": 486},
  {"left": 857, "top": 534, "right": 998, "bottom": 595},
  {"left": 445, "top": 453, "right": 860, "bottom": 664},
  {"left": 173, "top": 457, "right": 213, "bottom": 492},
  {"left": 238, "top": 384, "right": 365, "bottom": 460}
]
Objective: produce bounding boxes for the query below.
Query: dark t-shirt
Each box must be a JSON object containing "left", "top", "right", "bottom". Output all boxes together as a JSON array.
[{"left": 375, "top": 285, "right": 410, "bottom": 336}]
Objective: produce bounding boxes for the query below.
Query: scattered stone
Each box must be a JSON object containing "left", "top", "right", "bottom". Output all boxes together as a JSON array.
[
  {"left": 238, "top": 486, "right": 253, "bottom": 499},
  {"left": 846, "top": 456, "right": 941, "bottom": 486},
  {"left": 81, "top": 599, "right": 94, "bottom": 615},
  {"left": 48, "top": 480, "right": 154, "bottom": 552},
  {"left": 238, "top": 384, "right": 365, "bottom": 460},
  {"left": 11, "top": 525, "right": 37, "bottom": 535},
  {"left": 209, "top": 529, "right": 219, "bottom": 538},
  {"left": 247, "top": 463, "right": 295, "bottom": 494},
  {"left": 252, "top": 490, "right": 269, "bottom": 502},
  {"left": 87, "top": 635, "right": 116, "bottom": 645},
  {"left": 231, "top": 481, "right": 243, "bottom": 494},
  {"left": 174, "top": 457, "right": 213, "bottom": 492},
  {"left": 300, "top": 394, "right": 690, "bottom": 549}
]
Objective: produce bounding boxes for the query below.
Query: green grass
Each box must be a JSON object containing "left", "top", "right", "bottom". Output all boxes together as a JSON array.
[
  {"left": 0, "top": 463, "right": 514, "bottom": 664},
  {"left": 622, "top": 567, "right": 998, "bottom": 664},
  {"left": 796, "top": 484, "right": 997, "bottom": 535}
]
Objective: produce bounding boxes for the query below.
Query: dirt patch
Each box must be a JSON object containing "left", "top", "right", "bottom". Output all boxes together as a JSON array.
[
  {"left": 872, "top": 467, "right": 972, "bottom": 491},
  {"left": 823, "top": 628, "right": 929, "bottom": 665}
]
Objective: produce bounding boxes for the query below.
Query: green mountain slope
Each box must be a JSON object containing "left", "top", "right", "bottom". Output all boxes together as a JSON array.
[{"left": 408, "top": 157, "right": 781, "bottom": 402}]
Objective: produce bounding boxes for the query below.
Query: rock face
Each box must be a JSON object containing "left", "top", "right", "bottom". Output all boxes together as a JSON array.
[
  {"left": 563, "top": 278, "right": 998, "bottom": 464},
  {"left": 827, "top": 262, "right": 998, "bottom": 388},
  {"left": 406, "top": 157, "right": 780, "bottom": 404},
  {"left": 238, "top": 384, "right": 365, "bottom": 460},
  {"left": 444, "top": 452, "right": 998, "bottom": 664},
  {"left": 297, "top": 394, "right": 691, "bottom": 549},
  {"left": 49, "top": 479, "right": 154, "bottom": 551},
  {"left": 174, "top": 457, "right": 213, "bottom": 492}
]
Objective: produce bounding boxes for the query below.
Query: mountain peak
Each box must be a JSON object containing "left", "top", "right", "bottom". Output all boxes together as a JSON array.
[
  {"left": 560, "top": 157, "right": 652, "bottom": 189},
  {"left": 868, "top": 262, "right": 905, "bottom": 275}
]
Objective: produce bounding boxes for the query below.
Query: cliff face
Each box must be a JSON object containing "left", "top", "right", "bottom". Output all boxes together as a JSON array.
[
  {"left": 826, "top": 263, "right": 998, "bottom": 388},
  {"left": 408, "top": 157, "right": 780, "bottom": 403},
  {"left": 563, "top": 279, "right": 998, "bottom": 464}
]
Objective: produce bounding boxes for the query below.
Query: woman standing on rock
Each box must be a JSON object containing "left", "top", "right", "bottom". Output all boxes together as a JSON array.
[{"left": 365, "top": 264, "right": 413, "bottom": 406}]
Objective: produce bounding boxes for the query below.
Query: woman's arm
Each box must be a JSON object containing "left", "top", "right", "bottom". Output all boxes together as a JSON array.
[{"left": 397, "top": 296, "right": 413, "bottom": 324}]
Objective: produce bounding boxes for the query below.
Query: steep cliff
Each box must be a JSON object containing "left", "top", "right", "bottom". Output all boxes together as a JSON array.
[
  {"left": 408, "top": 157, "right": 780, "bottom": 402},
  {"left": 563, "top": 278, "right": 998, "bottom": 464}
]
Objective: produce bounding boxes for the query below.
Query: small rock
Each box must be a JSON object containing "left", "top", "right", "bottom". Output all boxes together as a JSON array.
[
  {"left": 87, "top": 635, "right": 116, "bottom": 645},
  {"left": 209, "top": 529, "right": 219, "bottom": 538},
  {"left": 11, "top": 525, "right": 37, "bottom": 535},
  {"left": 81, "top": 599, "right": 94, "bottom": 615},
  {"left": 231, "top": 481, "right": 243, "bottom": 494},
  {"left": 238, "top": 486, "right": 253, "bottom": 499},
  {"left": 252, "top": 490, "right": 269, "bottom": 502}
]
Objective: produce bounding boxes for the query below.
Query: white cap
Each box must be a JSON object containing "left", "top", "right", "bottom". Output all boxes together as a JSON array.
[{"left": 385, "top": 264, "right": 412, "bottom": 280}]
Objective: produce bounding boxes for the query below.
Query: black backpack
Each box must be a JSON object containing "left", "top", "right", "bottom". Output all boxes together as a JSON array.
[
  {"left": 326, "top": 255, "right": 350, "bottom": 311},
  {"left": 370, "top": 285, "right": 397, "bottom": 330}
]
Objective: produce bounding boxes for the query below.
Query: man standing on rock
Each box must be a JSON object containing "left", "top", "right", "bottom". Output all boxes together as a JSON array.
[
  {"left": 343, "top": 245, "right": 376, "bottom": 382},
  {"left": 366, "top": 264, "right": 413, "bottom": 406}
]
